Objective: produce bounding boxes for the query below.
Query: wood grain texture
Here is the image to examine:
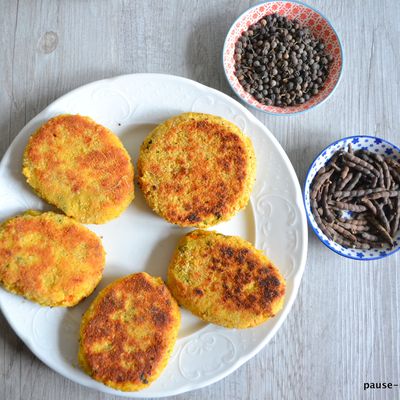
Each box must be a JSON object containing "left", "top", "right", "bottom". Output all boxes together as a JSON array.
[{"left": 0, "top": 0, "right": 399, "bottom": 399}]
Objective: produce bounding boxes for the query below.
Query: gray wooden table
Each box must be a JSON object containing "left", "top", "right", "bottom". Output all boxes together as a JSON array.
[{"left": 1, "top": 1, "right": 399, "bottom": 399}]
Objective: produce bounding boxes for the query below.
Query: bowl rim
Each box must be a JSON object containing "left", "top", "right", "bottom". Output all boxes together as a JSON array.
[
  {"left": 303, "top": 134, "right": 400, "bottom": 261},
  {"left": 222, "top": 0, "right": 345, "bottom": 116}
]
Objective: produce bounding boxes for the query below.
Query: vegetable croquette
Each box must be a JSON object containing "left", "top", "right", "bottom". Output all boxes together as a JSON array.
[
  {"left": 79, "top": 272, "right": 180, "bottom": 391},
  {"left": 0, "top": 211, "right": 105, "bottom": 307},
  {"left": 167, "top": 230, "right": 286, "bottom": 328},
  {"left": 138, "top": 112, "right": 256, "bottom": 228},
  {"left": 23, "top": 114, "right": 134, "bottom": 224}
]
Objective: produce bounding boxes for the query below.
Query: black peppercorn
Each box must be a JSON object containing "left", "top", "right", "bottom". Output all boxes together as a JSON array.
[{"left": 234, "top": 13, "right": 333, "bottom": 107}]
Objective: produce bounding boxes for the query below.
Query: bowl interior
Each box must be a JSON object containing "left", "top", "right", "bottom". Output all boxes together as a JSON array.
[
  {"left": 223, "top": 0, "right": 343, "bottom": 115},
  {"left": 304, "top": 136, "right": 400, "bottom": 260}
]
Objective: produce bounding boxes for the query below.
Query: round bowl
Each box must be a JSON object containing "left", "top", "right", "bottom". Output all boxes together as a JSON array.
[
  {"left": 304, "top": 136, "right": 400, "bottom": 260},
  {"left": 222, "top": 0, "right": 344, "bottom": 115}
]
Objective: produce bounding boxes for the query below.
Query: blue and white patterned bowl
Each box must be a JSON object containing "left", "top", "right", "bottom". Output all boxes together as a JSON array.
[{"left": 304, "top": 135, "right": 400, "bottom": 260}]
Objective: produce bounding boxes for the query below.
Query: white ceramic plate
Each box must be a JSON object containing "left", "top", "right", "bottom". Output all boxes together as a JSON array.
[{"left": 0, "top": 74, "right": 307, "bottom": 397}]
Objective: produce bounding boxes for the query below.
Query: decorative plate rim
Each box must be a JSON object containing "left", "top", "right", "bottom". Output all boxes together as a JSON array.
[
  {"left": 0, "top": 73, "right": 308, "bottom": 397},
  {"left": 222, "top": 0, "right": 345, "bottom": 116}
]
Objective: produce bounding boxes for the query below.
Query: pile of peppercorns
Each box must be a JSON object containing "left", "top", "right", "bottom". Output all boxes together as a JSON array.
[{"left": 234, "top": 13, "right": 334, "bottom": 107}]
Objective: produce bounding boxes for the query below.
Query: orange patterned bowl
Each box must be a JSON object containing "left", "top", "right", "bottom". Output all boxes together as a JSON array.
[{"left": 222, "top": 0, "right": 343, "bottom": 115}]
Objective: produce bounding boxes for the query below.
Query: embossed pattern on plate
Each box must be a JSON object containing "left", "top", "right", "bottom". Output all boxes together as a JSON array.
[{"left": 0, "top": 74, "right": 307, "bottom": 398}]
